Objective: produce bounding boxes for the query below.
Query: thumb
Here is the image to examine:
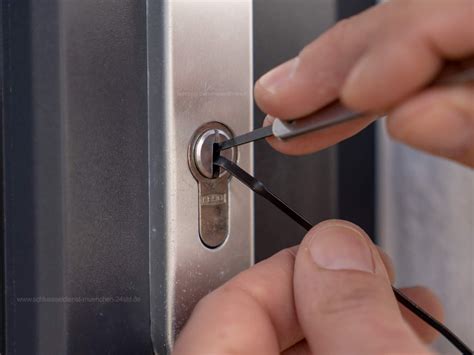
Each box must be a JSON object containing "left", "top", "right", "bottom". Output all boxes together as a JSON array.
[{"left": 293, "top": 220, "right": 431, "bottom": 354}]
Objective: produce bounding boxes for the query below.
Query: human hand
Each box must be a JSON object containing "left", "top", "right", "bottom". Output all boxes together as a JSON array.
[
  {"left": 173, "top": 220, "right": 442, "bottom": 354},
  {"left": 254, "top": 0, "right": 474, "bottom": 167}
]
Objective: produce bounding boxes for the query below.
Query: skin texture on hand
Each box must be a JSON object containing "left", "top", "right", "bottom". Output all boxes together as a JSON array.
[
  {"left": 254, "top": 0, "right": 474, "bottom": 167},
  {"left": 173, "top": 1, "right": 473, "bottom": 353},
  {"left": 173, "top": 220, "right": 442, "bottom": 355}
]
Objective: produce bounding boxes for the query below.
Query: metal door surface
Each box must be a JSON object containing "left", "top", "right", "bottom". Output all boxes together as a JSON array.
[{"left": 1, "top": 0, "right": 372, "bottom": 353}]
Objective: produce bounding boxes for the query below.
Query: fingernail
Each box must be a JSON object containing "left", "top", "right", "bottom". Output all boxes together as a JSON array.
[
  {"left": 309, "top": 224, "right": 375, "bottom": 273},
  {"left": 263, "top": 115, "right": 275, "bottom": 127},
  {"left": 258, "top": 57, "right": 299, "bottom": 94}
]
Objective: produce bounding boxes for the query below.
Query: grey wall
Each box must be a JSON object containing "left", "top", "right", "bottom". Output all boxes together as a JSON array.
[{"left": 378, "top": 122, "right": 474, "bottom": 352}]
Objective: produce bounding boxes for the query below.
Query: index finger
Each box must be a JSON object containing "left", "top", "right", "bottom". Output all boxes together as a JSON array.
[
  {"left": 254, "top": 3, "right": 384, "bottom": 155},
  {"left": 173, "top": 242, "right": 442, "bottom": 354},
  {"left": 254, "top": 3, "right": 386, "bottom": 119},
  {"left": 173, "top": 247, "right": 304, "bottom": 355},
  {"left": 255, "top": 0, "right": 474, "bottom": 156}
]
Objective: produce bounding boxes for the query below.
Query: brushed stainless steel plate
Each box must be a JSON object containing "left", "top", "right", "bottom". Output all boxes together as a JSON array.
[{"left": 147, "top": 0, "right": 254, "bottom": 352}]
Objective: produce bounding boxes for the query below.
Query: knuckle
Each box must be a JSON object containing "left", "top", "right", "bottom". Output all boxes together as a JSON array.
[
  {"left": 314, "top": 276, "right": 394, "bottom": 319},
  {"left": 321, "top": 18, "right": 354, "bottom": 49},
  {"left": 320, "top": 285, "right": 375, "bottom": 316},
  {"left": 194, "top": 281, "right": 254, "bottom": 319},
  {"left": 277, "top": 246, "right": 298, "bottom": 260},
  {"left": 331, "top": 18, "right": 353, "bottom": 37},
  {"left": 299, "top": 17, "right": 353, "bottom": 58}
]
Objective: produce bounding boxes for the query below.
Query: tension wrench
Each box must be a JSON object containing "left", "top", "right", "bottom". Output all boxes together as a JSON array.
[
  {"left": 218, "top": 61, "right": 474, "bottom": 152},
  {"left": 214, "top": 155, "right": 473, "bottom": 355}
]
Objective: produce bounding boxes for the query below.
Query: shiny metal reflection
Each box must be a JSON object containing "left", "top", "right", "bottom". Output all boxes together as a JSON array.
[
  {"left": 188, "top": 122, "right": 237, "bottom": 248},
  {"left": 147, "top": 0, "right": 254, "bottom": 352}
]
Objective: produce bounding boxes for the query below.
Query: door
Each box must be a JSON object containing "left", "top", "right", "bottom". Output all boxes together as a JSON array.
[{"left": 1, "top": 0, "right": 373, "bottom": 353}]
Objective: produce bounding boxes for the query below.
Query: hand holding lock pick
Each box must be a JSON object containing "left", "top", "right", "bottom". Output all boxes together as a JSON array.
[{"left": 175, "top": 1, "right": 474, "bottom": 354}]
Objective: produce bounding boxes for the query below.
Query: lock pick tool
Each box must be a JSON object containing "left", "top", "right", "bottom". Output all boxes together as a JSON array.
[
  {"left": 213, "top": 62, "right": 474, "bottom": 355},
  {"left": 218, "top": 62, "right": 474, "bottom": 152},
  {"left": 218, "top": 100, "right": 362, "bottom": 151}
]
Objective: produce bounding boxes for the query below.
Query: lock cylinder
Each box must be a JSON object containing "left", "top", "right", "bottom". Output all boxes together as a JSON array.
[
  {"left": 188, "top": 122, "right": 237, "bottom": 248},
  {"left": 193, "top": 129, "right": 234, "bottom": 179}
]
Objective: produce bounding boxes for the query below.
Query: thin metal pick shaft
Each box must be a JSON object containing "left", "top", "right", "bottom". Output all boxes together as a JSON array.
[
  {"left": 215, "top": 156, "right": 312, "bottom": 230},
  {"left": 218, "top": 60, "right": 474, "bottom": 152},
  {"left": 214, "top": 156, "right": 472, "bottom": 355}
]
